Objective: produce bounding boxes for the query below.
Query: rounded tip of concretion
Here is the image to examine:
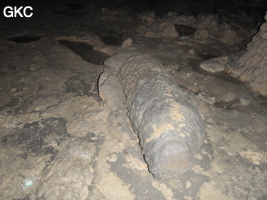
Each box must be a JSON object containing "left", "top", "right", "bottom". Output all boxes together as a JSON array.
[{"left": 149, "top": 143, "right": 194, "bottom": 179}]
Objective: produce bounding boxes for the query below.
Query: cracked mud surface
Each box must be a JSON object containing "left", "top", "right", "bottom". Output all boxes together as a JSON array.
[{"left": 0, "top": 1, "right": 267, "bottom": 200}]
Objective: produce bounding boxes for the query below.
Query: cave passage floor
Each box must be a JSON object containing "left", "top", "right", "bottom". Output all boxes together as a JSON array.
[{"left": 0, "top": 2, "right": 267, "bottom": 200}]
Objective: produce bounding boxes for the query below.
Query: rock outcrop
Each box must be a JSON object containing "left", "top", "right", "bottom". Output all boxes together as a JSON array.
[
  {"left": 100, "top": 51, "right": 205, "bottom": 179},
  {"left": 35, "top": 139, "right": 95, "bottom": 200},
  {"left": 199, "top": 12, "right": 267, "bottom": 97},
  {"left": 229, "top": 12, "right": 267, "bottom": 96}
]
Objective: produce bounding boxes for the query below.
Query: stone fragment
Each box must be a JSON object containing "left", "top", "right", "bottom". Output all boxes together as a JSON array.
[
  {"left": 138, "top": 12, "right": 155, "bottom": 26},
  {"left": 145, "top": 22, "right": 179, "bottom": 38},
  {"left": 200, "top": 56, "right": 228, "bottom": 74},
  {"left": 193, "top": 29, "right": 210, "bottom": 41},
  {"left": 122, "top": 38, "right": 132, "bottom": 48}
]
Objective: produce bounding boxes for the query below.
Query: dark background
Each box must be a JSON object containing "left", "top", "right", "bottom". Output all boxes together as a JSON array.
[{"left": 1, "top": 0, "right": 267, "bottom": 29}]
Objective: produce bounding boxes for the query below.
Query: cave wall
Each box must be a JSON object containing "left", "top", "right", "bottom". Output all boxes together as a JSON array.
[{"left": 235, "top": 12, "right": 267, "bottom": 96}]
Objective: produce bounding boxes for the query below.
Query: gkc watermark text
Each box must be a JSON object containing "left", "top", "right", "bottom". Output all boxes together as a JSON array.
[{"left": 3, "top": 6, "right": 33, "bottom": 18}]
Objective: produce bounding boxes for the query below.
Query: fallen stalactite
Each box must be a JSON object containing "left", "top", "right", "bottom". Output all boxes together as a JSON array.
[{"left": 99, "top": 51, "right": 205, "bottom": 179}]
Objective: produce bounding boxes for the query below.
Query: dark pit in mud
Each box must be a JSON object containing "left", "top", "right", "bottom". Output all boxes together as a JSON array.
[
  {"left": 96, "top": 31, "right": 123, "bottom": 46},
  {"left": 8, "top": 35, "right": 42, "bottom": 43},
  {"left": 174, "top": 24, "right": 197, "bottom": 36},
  {"left": 58, "top": 40, "right": 108, "bottom": 65}
]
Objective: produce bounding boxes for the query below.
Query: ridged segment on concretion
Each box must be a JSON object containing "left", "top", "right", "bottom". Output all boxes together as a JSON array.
[{"left": 104, "top": 51, "right": 205, "bottom": 179}]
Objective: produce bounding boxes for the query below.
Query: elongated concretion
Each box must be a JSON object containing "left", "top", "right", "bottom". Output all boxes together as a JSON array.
[{"left": 102, "top": 51, "right": 205, "bottom": 179}]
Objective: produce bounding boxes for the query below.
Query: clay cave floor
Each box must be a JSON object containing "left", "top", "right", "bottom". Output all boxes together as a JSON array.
[{"left": 0, "top": 1, "right": 267, "bottom": 200}]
